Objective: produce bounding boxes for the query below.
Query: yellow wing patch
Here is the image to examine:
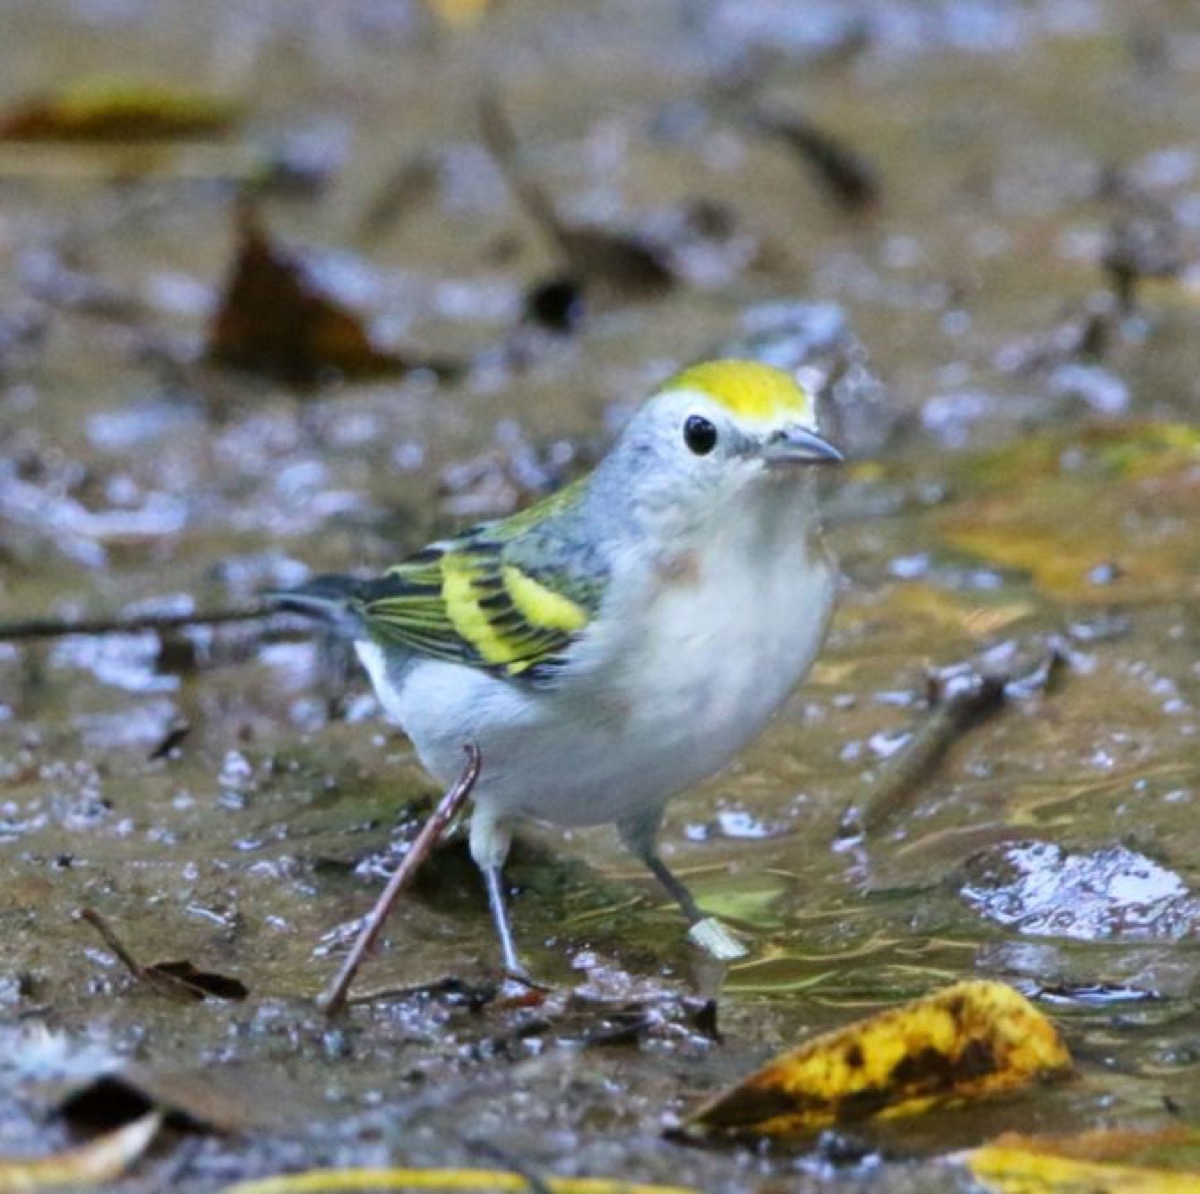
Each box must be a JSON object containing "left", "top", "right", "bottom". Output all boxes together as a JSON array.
[
  {"left": 431, "top": 554, "right": 589, "bottom": 675},
  {"left": 440, "top": 555, "right": 514, "bottom": 667},
  {"left": 664, "top": 359, "right": 813, "bottom": 424},
  {"left": 501, "top": 566, "right": 588, "bottom": 633},
  {"left": 360, "top": 507, "right": 601, "bottom": 684}
]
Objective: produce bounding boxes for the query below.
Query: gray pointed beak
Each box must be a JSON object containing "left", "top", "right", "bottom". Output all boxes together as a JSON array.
[{"left": 764, "top": 425, "right": 844, "bottom": 467}]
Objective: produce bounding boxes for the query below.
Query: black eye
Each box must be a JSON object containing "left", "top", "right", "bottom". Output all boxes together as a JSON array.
[{"left": 683, "top": 415, "right": 718, "bottom": 455}]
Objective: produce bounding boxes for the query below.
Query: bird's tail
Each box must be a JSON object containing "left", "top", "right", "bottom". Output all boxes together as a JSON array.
[{"left": 268, "top": 574, "right": 367, "bottom": 634}]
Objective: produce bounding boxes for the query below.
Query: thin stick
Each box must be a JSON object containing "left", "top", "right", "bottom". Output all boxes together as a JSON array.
[
  {"left": 76, "top": 907, "right": 147, "bottom": 976},
  {"left": 858, "top": 646, "right": 1066, "bottom": 837},
  {"left": 860, "top": 674, "right": 1007, "bottom": 837},
  {"left": 317, "top": 744, "right": 482, "bottom": 1017},
  {"left": 476, "top": 88, "right": 573, "bottom": 260},
  {"left": 0, "top": 606, "right": 272, "bottom": 641},
  {"left": 74, "top": 907, "right": 216, "bottom": 1002}
]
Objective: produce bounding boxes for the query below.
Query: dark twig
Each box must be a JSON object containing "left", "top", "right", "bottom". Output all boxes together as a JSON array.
[
  {"left": 346, "top": 975, "right": 498, "bottom": 1009},
  {"left": 0, "top": 606, "right": 271, "bottom": 641},
  {"left": 856, "top": 645, "right": 1067, "bottom": 838},
  {"left": 476, "top": 88, "right": 574, "bottom": 261},
  {"left": 355, "top": 150, "right": 438, "bottom": 245},
  {"left": 750, "top": 109, "right": 880, "bottom": 212},
  {"left": 860, "top": 673, "right": 1007, "bottom": 837},
  {"left": 317, "top": 744, "right": 482, "bottom": 1017},
  {"left": 477, "top": 88, "right": 674, "bottom": 301},
  {"left": 147, "top": 721, "right": 191, "bottom": 761},
  {"left": 75, "top": 908, "right": 249, "bottom": 1003},
  {"left": 76, "top": 908, "right": 157, "bottom": 983}
]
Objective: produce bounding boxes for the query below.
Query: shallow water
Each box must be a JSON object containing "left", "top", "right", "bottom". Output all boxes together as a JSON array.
[{"left": 1, "top": 1, "right": 1199, "bottom": 1188}]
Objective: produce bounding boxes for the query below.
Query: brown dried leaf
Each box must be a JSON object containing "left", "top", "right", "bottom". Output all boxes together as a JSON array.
[
  {"left": 684, "top": 979, "right": 1072, "bottom": 1140},
  {"left": 208, "top": 212, "right": 457, "bottom": 388},
  {"left": 145, "top": 960, "right": 249, "bottom": 1002},
  {"left": 76, "top": 907, "right": 248, "bottom": 1003}
]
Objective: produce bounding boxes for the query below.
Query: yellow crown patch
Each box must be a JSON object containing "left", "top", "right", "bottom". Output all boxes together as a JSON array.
[{"left": 663, "top": 359, "right": 813, "bottom": 423}]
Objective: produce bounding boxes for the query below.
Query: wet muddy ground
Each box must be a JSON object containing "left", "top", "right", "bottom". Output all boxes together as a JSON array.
[{"left": 1, "top": 1, "right": 1199, "bottom": 1189}]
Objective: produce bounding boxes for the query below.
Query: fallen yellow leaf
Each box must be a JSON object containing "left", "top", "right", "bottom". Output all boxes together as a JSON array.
[
  {"left": 853, "top": 581, "right": 1034, "bottom": 639},
  {"left": 949, "top": 422, "right": 1200, "bottom": 491},
  {"left": 937, "top": 422, "right": 1200, "bottom": 603},
  {"left": 0, "top": 1112, "right": 160, "bottom": 1190},
  {"left": 221, "top": 1169, "right": 697, "bottom": 1194},
  {"left": 684, "top": 979, "right": 1071, "bottom": 1139},
  {"left": 942, "top": 524, "right": 1100, "bottom": 596},
  {"left": 964, "top": 1145, "right": 1200, "bottom": 1193},
  {"left": 0, "top": 78, "right": 238, "bottom": 141},
  {"left": 984, "top": 1124, "right": 1199, "bottom": 1163},
  {"left": 426, "top": 0, "right": 493, "bottom": 27}
]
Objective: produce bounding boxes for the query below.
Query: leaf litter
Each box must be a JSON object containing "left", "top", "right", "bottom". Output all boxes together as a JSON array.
[
  {"left": 0, "top": 1113, "right": 161, "bottom": 1191},
  {"left": 681, "top": 980, "right": 1072, "bottom": 1141},
  {"left": 477, "top": 90, "right": 677, "bottom": 308},
  {"left": 0, "top": 79, "right": 239, "bottom": 142},
  {"left": 76, "top": 908, "right": 249, "bottom": 1003},
  {"left": 207, "top": 210, "right": 462, "bottom": 389}
]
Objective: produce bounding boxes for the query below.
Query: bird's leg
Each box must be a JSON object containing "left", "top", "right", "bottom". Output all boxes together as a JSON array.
[
  {"left": 482, "top": 865, "right": 523, "bottom": 977},
  {"left": 617, "top": 808, "right": 748, "bottom": 962},
  {"left": 469, "top": 807, "right": 525, "bottom": 977},
  {"left": 617, "top": 806, "right": 702, "bottom": 919},
  {"left": 641, "top": 852, "right": 705, "bottom": 923}
]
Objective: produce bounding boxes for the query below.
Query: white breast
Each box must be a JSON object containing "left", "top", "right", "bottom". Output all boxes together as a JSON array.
[{"left": 575, "top": 483, "right": 834, "bottom": 807}]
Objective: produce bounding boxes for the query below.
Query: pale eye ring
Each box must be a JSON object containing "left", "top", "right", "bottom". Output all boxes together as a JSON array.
[{"left": 683, "top": 414, "right": 718, "bottom": 455}]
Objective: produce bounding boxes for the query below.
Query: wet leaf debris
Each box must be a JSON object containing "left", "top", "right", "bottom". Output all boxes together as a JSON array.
[
  {"left": 682, "top": 980, "right": 1072, "bottom": 1141},
  {"left": 0, "top": 1113, "right": 161, "bottom": 1190},
  {"left": 208, "top": 210, "right": 460, "bottom": 388},
  {"left": 0, "top": 78, "right": 239, "bottom": 142},
  {"left": 76, "top": 908, "right": 249, "bottom": 1003},
  {"left": 478, "top": 90, "right": 677, "bottom": 307}
]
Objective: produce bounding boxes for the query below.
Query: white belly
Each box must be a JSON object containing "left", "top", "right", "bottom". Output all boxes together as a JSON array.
[{"left": 355, "top": 490, "right": 835, "bottom": 831}]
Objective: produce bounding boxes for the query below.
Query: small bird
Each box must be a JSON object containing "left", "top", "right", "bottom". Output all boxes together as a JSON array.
[{"left": 277, "top": 359, "right": 842, "bottom": 972}]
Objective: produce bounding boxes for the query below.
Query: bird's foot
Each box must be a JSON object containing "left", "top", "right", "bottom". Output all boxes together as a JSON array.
[
  {"left": 498, "top": 968, "right": 553, "bottom": 997},
  {"left": 687, "top": 916, "right": 748, "bottom": 961},
  {"left": 497, "top": 956, "right": 531, "bottom": 984}
]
